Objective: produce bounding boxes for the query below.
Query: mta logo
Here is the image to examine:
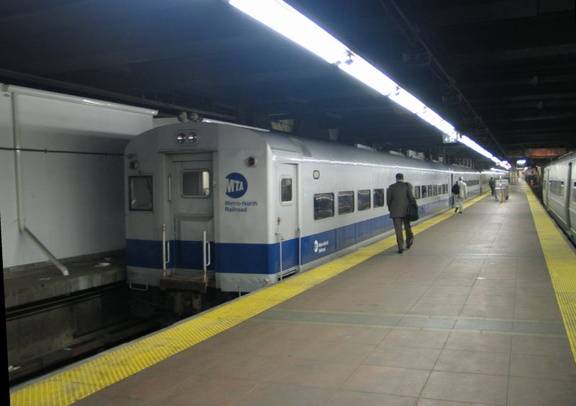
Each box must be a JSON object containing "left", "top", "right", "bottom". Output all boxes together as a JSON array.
[{"left": 225, "top": 173, "right": 248, "bottom": 198}]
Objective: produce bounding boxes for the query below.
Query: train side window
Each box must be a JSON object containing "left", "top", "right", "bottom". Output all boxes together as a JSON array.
[
  {"left": 413, "top": 185, "right": 420, "bottom": 199},
  {"left": 314, "top": 193, "right": 334, "bottom": 220},
  {"left": 421, "top": 185, "right": 427, "bottom": 198},
  {"left": 182, "top": 170, "right": 210, "bottom": 197},
  {"left": 358, "top": 189, "right": 371, "bottom": 211},
  {"left": 281, "top": 178, "right": 293, "bottom": 203},
  {"left": 129, "top": 176, "right": 153, "bottom": 211},
  {"left": 373, "top": 189, "right": 384, "bottom": 207},
  {"left": 338, "top": 191, "right": 355, "bottom": 215}
]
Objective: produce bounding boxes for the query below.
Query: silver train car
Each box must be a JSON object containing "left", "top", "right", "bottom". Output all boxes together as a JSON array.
[
  {"left": 542, "top": 151, "right": 576, "bottom": 245},
  {"left": 125, "top": 122, "right": 489, "bottom": 296}
]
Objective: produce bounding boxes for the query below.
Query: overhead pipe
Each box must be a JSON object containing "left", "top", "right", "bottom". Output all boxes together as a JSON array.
[{"left": 10, "top": 92, "right": 69, "bottom": 276}]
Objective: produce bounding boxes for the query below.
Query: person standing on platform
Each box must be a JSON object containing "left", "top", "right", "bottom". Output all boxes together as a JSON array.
[
  {"left": 488, "top": 178, "right": 498, "bottom": 200},
  {"left": 455, "top": 177, "right": 468, "bottom": 213},
  {"left": 387, "top": 173, "right": 416, "bottom": 254}
]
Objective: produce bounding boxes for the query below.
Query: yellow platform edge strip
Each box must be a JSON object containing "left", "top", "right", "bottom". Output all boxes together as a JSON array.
[
  {"left": 8, "top": 192, "right": 491, "bottom": 406},
  {"left": 525, "top": 185, "right": 576, "bottom": 361}
]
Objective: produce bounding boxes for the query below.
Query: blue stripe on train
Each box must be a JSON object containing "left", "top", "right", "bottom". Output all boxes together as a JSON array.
[
  {"left": 126, "top": 201, "right": 447, "bottom": 274},
  {"left": 126, "top": 216, "right": 393, "bottom": 273}
]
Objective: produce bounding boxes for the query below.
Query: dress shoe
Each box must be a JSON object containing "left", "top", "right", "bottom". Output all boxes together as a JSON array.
[
  {"left": 397, "top": 249, "right": 403, "bottom": 254},
  {"left": 407, "top": 237, "right": 413, "bottom": 249},
  {"left": 454, "top": 208, "right": 458, "bottom": 213}
]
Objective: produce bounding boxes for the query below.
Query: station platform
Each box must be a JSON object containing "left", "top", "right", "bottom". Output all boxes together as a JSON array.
[
  {"left": 10, "top": 181, "right": 576, "bottom": 406},
  {"left": 4, "top": 252, "right": 125, "bottom": 308}
]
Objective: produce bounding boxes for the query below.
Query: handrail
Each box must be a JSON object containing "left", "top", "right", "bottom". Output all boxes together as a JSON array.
[
  {"left": 203, "top": 231, "right": 210, "bottom": 283},
  {"left": 162, "top": 224, "right": 167, "bottom": 277},
  {"left": 276, "top": 232, "right": 283, "bottom": 280}
]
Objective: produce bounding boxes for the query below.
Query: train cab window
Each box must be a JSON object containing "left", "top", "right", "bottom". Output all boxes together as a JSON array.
[
  {"left": 314, "top": 193, "right": 334, "bottom": 220},
  {"left": 129, "top": 176, "right": 153, "bottom": 211},
  {"left": 338, "top": 191, "right": 355, "bottom": 215},
  {"left": 358, "top": 189, "right": 371, "bottom": 211},
  {"left": 281, "top": 178, "right": 293, "bottom": 203},
  {"left": 373, "top": 189, "right": 384, "bottom": 207},
  {"left": 182, "top": 170, "right": 210, "bottom": 197}
]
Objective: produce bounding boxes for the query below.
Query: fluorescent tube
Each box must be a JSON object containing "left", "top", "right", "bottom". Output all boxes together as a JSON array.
[
  {"left": 388, "top": 88, "right": 426, "bottom": 114},
  {"left": 337, "top": 56, "right": 398, "bottom": 96},
  {"left": 228, "top": 0, "right": 348, "bottom": 64}
]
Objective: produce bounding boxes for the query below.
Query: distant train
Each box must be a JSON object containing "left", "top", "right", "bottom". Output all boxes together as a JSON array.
[
  {"left": 523, "top": 166, "right": 540, "bottom": 185},
  {"left": 124, "top": 121, "right": 494, "bottom": 303},
  {"left": 542, "top": 151, "right": 576, "bottom": 245}
]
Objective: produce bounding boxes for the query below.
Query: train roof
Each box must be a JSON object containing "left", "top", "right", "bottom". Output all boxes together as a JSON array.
[
  {"left": 133, "top": 121, "right": 481, "bottom": 174},
  {"left": 546, "top": 150, "right": 576, "bottom": 166}
]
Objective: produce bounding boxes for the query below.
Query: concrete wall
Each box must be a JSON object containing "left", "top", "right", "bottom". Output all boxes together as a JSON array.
[{"left": 1, "top": 85, "right": 156, "bottom": 268}]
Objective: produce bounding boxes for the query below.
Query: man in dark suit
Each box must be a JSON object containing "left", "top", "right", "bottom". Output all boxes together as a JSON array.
[{"left": 386, "top": 173, "right": 416, "bottom": 254}]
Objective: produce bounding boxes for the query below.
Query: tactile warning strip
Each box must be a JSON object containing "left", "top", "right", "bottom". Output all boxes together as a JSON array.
[
  {"left": 526, "top": 186, "right": 576, "bottom": 360},
  {"left": 9, "top": 193, "right": 488, "bottom": 406}
]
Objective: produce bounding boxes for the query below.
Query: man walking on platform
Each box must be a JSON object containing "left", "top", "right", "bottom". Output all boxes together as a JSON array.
[{"left": 387, "top": 173, "right": 416, "bottom": 254}]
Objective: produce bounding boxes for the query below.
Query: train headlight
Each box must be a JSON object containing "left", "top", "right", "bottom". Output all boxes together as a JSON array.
[
  {"left": 187, "top": 132, "right": 199, "bottom": 144},
  {"left": 175, "top": 131, "right": 200, "bottom": 145}
]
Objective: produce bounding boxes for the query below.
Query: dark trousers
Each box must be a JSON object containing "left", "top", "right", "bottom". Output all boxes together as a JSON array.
[{"left": 393, "top": 217, "right": 413, "bottom": 250}]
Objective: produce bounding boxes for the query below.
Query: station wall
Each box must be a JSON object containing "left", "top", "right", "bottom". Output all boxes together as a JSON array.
[{"left": 0, "top": 85, "right": 156, "bottom": 269}]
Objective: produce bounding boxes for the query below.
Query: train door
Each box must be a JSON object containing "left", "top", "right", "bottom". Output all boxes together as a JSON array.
[
  {"left": 277, "top": 164, "right": 300, "bottom": 275},
  {"left": 168, "top": 153, "right": 214, "bottom": 274}
]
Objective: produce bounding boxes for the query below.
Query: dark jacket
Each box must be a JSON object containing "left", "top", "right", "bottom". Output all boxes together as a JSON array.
[{"left": 386, "top": 181, "right": 416, "bottom": 218}]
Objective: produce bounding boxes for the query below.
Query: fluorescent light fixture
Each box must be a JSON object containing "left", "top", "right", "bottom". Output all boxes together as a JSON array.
[
  {"left": 417, "top": 107, "right": 455, "bottom": 135},
  {"left": 517, "top": 159, "right": 527, "bottom": 166},
  {"left": 227, "top": 0, "right": 348, "bottom": 64},
  {"left": 338, "top": 55, "right": 398, "bottom": 96},
  {"left": 388, "top": 88, "right": 426, "bottom": 114},
  {"left": 226, "top": 0, "right": 509, "bottom": 169},
  {"left": 458, "top": 135, "right": 493, "bottom": 159}
]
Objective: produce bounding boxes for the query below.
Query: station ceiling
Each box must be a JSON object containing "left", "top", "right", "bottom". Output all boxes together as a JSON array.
[{"left": 1, "top": 0, "right": 575, "bottom": 168}]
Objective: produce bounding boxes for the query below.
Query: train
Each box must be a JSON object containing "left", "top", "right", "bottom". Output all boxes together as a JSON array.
[
  {"left": 523, "top": 166, "right": 540, "bottom": 185},
  {"left": 124, "top": 121, "right": 496, "bottom": 307},
  {"left": 542, "top": 151, "right": 576, "bottom": 245}
]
